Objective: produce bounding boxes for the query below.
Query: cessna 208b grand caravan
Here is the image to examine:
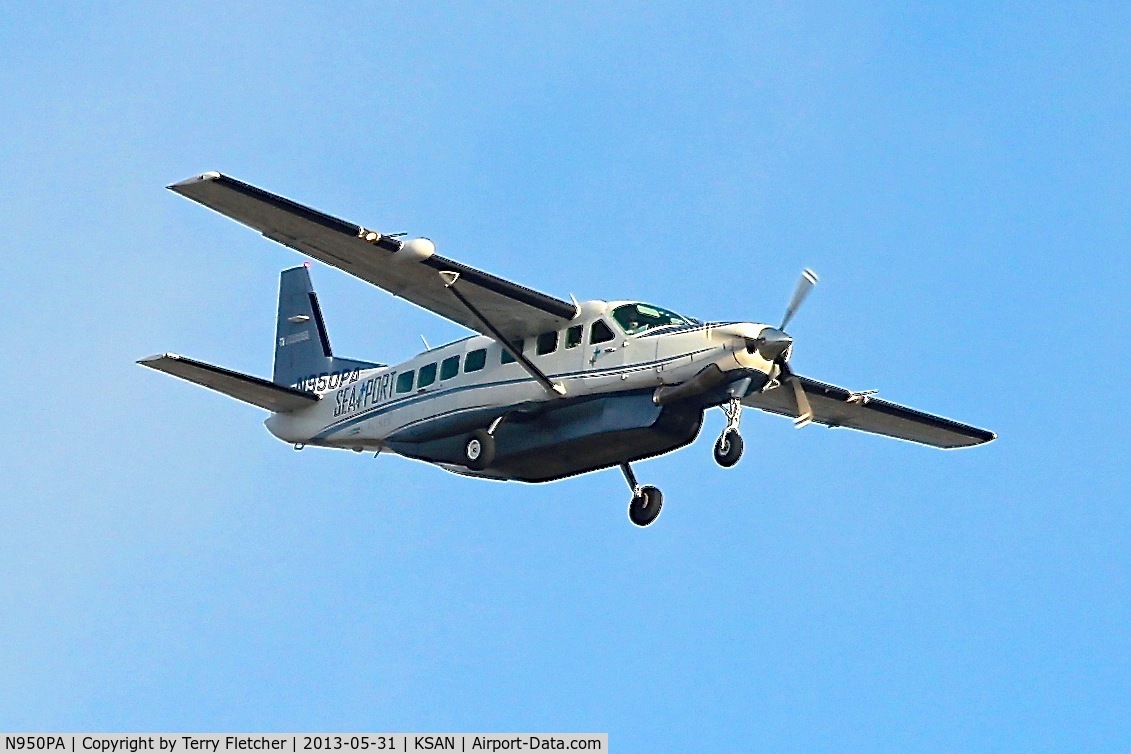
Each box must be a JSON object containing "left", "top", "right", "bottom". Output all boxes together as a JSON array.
[{"left": 140, "top": 172, "right": 995, "bottom": 526}]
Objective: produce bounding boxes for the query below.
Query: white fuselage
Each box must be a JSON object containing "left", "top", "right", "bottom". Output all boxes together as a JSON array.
[{"left": 265, "top": 300, "right": 775, "bottom": 453}]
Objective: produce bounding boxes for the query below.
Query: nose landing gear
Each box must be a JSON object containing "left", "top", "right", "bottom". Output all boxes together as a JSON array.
[
  {"left": 621, "top": 462, "right": 663, "bottom": 527},
  {"left": 713, "top": 397, "right": 745, "bottom": 467}
]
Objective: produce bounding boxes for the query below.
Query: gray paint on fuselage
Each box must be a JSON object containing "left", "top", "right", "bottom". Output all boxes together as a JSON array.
[
  {"left": 263, "top": 300, "right": 777, "bottom": 479},
  {"left": 310, "top": 346, "right": 715, "bottom": 442}
]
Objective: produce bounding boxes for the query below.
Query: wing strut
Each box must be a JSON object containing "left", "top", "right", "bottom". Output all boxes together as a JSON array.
[{"left": 439, "top": 271, "right": 566, "bottom": 397}]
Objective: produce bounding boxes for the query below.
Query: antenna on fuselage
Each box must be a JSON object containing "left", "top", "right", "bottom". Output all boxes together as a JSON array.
[{"left": 420, "top": 334, "right": 431, "bottom": 350}]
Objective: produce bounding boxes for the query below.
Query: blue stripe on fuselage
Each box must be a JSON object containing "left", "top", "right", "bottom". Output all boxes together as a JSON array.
[{"left": 312, "top": 348, "right": 716, "bottom": 441}]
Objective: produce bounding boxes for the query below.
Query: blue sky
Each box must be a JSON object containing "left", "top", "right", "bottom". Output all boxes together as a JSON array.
[{"left": 1, "top": 2, "right": 1128, "bottom": 750}]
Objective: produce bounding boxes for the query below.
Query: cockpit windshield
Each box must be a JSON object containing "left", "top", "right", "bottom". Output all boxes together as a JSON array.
[{"left": 611, "top": 303, "right": 693, "bottom": 335}]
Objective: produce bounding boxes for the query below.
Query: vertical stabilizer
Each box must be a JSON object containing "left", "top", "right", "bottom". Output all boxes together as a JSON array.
[{"left": 273, "top": 266, "right": 383, "bottom": 387}]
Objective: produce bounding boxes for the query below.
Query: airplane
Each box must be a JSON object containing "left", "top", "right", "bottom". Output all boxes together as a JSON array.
[{"left": 140, "top": 172, "right": 995, "bottom": 526}]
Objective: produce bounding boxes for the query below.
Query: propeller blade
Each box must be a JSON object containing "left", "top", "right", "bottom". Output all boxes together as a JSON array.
[
  {"left": 790, "top": 376, "right": 813, "bottom": 427},
  {"left": 779, "top": 268, "right": 819, "bottom": 331},
  {"left": 779, "top": 361, "right": 813, "bottom": 427}
]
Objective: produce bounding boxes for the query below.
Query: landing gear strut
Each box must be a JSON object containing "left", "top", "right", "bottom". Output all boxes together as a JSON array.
[
  {"left": 622, "top": 462, "right": 663, "bottom": 527},
  {"left": 713, "top": 397, "right": 744, "bottom": 467}
]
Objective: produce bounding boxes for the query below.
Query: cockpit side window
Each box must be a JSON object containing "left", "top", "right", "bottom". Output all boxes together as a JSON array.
[{"left": 611, "top": 303, "right": 690, "bottom": 335}]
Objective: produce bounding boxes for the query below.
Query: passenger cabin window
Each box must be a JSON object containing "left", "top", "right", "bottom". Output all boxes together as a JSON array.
[
  {"left": 501, "top": 339, "right": 524, "bottom": 364},
  {"left": 536, "top": 331, "right": 558, "bottom": 355},
  {"left": 440, "top": 355, "right": 460, "bottom": 381},
  {"left": 464, "top": 348, "right": 487, "bottom": 372},
  {"left": 589, "top": 320, "right": 616, "bottom": 344},
  {"left": 611, "top": 303, "right": 692, "bottom": 335},
  {"left": 565, "top": 325, "right": 583, "bottom": 349},
  {"left": 396, "top": 370, "right": 414, "bottom": 393},
  {"left": 417, "top": 363, "right": 437, "bottom": 388}
]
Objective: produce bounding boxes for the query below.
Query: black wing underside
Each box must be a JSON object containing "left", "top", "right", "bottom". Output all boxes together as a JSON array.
[
  {"left": 743, "top": 375, "right": 996, "bottom": 449},
  {"left": 168, "top": 172, "right": 577, "bottom": 339}
]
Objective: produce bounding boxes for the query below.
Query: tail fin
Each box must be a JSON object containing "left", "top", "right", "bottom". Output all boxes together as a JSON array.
[{"left": 274, "top": 266, "right": 383, "bottom": 388}]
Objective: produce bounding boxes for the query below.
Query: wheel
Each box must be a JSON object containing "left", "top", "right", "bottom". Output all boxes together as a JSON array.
[
  {"left": 463, "top": 429, "right": 496, "bottom": 470},
  {"left": 713, "top": 428, "right": 743, "bottom": 467},
  {"left": 628, "top": 485, "right": 663, "bottom": 527}
]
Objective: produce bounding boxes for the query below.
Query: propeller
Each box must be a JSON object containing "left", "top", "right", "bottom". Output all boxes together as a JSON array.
[
  {"left": 748, "top": 268, "right": 818, "bottom": 427},
  {"left": 780, "top": 268, "right": 819, "bottom": 331},
  {"left": 779, "top": 358, "right": 813, "bottom": 428}
]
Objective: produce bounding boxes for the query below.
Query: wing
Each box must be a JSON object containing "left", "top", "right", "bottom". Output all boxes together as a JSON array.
[
  {"left": 743, "top": 375, "right": 995, "bottom": 449},
  {"left": 138, "top": 353, "right": 319, "bottom": 413},
  {"left": 168, "top": 172, "right": 577, "bottom": 339}
]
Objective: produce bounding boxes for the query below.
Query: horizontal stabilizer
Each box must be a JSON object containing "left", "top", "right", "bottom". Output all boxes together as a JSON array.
[
  {"left": 138, "top": 353, "right": 320, "bottom": 413},
  {"left": 743, "top": 375, "right": 995, "bottom": 449}
]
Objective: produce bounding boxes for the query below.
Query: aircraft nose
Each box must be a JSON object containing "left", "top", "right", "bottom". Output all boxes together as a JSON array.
[{"left": 750, "top": 327, "right": 793, "bottom": 361}]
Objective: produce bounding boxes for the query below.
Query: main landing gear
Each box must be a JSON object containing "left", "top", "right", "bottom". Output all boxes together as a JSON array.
[
  {"left": 622, "top": 462, "right": 663, "bottom": 527},
  {"left": 463, "top": 416, "right": 506, "bottom": 471},
  {"left": 713, "top": 397, "right": 744, "bottom": 467},
  {"left": 462, "top": 428, "right": 496, "bottom": 470}
]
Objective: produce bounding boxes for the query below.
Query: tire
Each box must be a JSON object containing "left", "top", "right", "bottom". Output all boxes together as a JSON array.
[
  {"left": 463, "top": 429, "right": 496, "bottom": 470},
  {"left": 628, "top": 485, "right": 664, "bottom": 527},
  {"left": 713, "top": 429, "right": 743, "bottom": 468}
]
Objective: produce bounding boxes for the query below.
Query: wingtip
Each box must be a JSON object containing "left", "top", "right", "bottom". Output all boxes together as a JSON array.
[
  {"left": 137, "top": 352, "right": 179, "bottom": 365},
  {"left": 949, "top": 429, "right": 997, "bottom": 449},
  {"left": 167, "top": 171, "right": 222, "bottom": 191}
]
